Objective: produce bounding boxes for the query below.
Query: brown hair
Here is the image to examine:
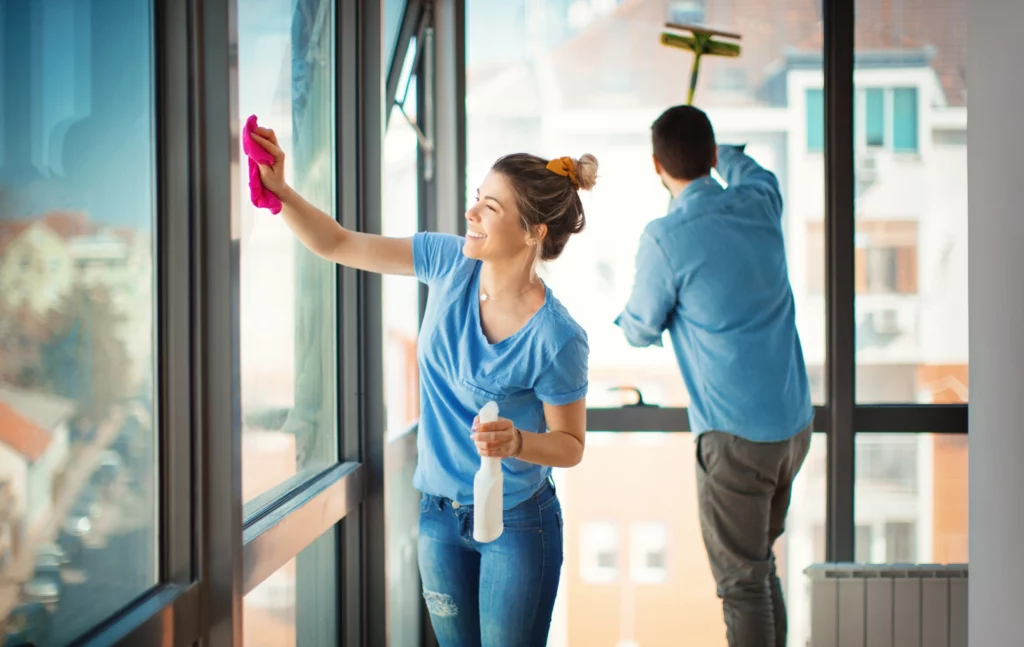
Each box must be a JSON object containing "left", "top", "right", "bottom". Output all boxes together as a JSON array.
[
  {"left": 490, "top": 153, "right": 598, "bottom": 261},
  {"left": 651, "top": 105, "right": 717, "bottom": 180}
]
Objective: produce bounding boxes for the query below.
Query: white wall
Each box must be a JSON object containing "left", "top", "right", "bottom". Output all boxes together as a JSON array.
[{"left": 968, "top": 0, "right": 1024, "bottom": 643}]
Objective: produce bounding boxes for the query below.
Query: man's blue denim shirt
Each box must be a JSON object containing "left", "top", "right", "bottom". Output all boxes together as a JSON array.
[{"left": 615, "top": 145, "right": 813, "bottom": 442}]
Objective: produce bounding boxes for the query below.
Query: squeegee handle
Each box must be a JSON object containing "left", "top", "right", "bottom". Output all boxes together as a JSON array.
[{"left": 687, "top": 50, "right": 702, "bottom": 105}]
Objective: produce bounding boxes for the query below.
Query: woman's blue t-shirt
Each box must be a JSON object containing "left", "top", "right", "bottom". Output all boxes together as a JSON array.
[{"left": 411, "top": 232, "right": 589, "bottom": 508}]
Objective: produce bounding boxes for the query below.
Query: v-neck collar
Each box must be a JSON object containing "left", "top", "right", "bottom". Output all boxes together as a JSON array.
[{"left": 471, "top": 263, "right": 549, "bottom": 348}]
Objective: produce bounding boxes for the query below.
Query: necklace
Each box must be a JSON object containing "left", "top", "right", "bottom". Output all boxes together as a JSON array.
[{"left": 479, "top": 283, "right": 535, "bottom": 302}]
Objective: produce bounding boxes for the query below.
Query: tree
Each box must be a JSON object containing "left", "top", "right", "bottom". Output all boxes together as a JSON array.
[{"left": 38, "top": 284, "right": 131, "bottom": 419}]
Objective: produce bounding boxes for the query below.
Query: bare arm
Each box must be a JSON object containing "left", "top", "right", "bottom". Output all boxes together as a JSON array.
[
  {"left": 474, "top": 398, "right": 587, "bottom": 468},
  {"left": 251, "top": 127, "right": 414, "bottom": 276}
]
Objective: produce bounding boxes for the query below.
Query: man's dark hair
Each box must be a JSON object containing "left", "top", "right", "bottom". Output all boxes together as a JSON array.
[{"left": 651, "top": 105, "right": 717, "bottom": 181}]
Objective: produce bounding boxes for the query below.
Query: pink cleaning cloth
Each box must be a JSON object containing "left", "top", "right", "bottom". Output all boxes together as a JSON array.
[{"left": 242, "top": 114, "right": 282, "bottom": 215}]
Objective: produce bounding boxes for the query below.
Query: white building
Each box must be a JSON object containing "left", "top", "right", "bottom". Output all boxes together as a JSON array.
[{"left": 0, "top": 384, "right": 74, "bottom": 547}]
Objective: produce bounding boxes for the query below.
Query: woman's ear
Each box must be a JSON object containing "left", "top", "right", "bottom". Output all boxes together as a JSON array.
[{"left": 532, "top": 223, "right": 548, "bottom": 244}]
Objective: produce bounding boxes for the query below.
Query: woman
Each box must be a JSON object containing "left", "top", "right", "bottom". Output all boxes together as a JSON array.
[{"left": 250, "top": 126, "right": 595, "bottom": 646}]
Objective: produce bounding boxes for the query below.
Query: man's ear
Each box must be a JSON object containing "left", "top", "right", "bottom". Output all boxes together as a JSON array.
[
  {"left": 653, "top": 154, "right": 663, "bottom": 175},
  {"left": 711, "top": 149, "right": 718, "bottom": 169}
]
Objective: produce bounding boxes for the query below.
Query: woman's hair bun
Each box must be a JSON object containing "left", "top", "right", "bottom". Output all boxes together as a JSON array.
[{"left": 573, "top": 154, "right": 599, "bottom": 191}]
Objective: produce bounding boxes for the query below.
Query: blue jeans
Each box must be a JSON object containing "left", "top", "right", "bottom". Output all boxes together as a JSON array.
[{"left": 418, "top": 480, "right": 563, "bottom": 647}]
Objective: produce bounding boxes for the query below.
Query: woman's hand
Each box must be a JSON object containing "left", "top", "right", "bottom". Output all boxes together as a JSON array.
[
  {"left": 249, "top": 126, "right": 289, "bottom": 196},
  {"left": 472, "top": 417, "right": 523, "bottom": 459}
]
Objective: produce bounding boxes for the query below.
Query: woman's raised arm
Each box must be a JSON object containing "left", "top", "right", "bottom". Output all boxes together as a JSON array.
[{"left": 250, "top": 126, "right": 415, "bottom": 276}]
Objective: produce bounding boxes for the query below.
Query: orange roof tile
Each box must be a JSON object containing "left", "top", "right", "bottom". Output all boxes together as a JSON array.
[{"left": 0, "top": 401, "right": 52, "bottom": 462}]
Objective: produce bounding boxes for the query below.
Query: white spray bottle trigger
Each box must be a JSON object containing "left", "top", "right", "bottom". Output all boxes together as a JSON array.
[{"left": 473, "top": 400, "right": 504, "bottom": 542}]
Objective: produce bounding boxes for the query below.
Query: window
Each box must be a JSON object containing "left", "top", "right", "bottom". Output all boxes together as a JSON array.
[
  {"left": 383, "top": 36, "right": 422, "bottom": 441},
  {"left": 384, "top": 0, "right": 408, "bottom": 70},
  {"left": 809, "top": 221, "right": 919, "bottom": 297},
  {"left": 580, "top": 521, "right": 620, "bottom": 583},
  {"left": 885, "top": 521, "right": 917, "bottom": 563},
  {"left": 242, "top": 529, "right": 338, "bottom": 647},
  {"left": 865, "top": 88, "right": 886, "bottom": 147},
  {"left": 856, "top": 2, "right": 965, "bottom": 404},
  {"left": 892, "top": 88, "right": 919, "bottom": 153},
  {"left": 856, "top": 434, "right": 967, "bottom": 564},
  {"left": 668, "top": 0, "right": 706, "bottom": 25},
  {"left": 865, "top": 248, "right": 898, "bottom": 292},
  {"left": 238, "top": 0, "right": 338, "bottom": 506},
  {"left": 553, "top": 432, "right": 826, "bottom": 646},
  {"left": 468, "top": 2, "right": 828, "bottom": 642},
  {"left": 855, "top": 525, "right": 873, "bottom": 563},
  {"left": 630, "top": 523, "right": 668, "bottom": 584},
  {"left": 806, "top": 88, "right": 825, "bottom": 152},
  {"left": 0, "top": 0, "right": 158, "bottom": 641},
  {"left": 859, "top": 87, "right": 919, "bottom": 152},
  {"left": 857, "top": 435, "right": 918, "bottom": 493}
]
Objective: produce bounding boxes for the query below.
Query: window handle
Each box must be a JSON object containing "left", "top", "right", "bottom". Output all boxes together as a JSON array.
[{"left": 608, "top": 386, "right": 655, "bottom": 407}]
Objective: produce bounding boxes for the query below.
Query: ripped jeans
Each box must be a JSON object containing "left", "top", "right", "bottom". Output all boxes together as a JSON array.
[{"left": 418, "top": 479, "right": 563, "bottom": 647}]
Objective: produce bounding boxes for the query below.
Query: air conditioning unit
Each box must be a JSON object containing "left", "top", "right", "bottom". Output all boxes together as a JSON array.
[
  {"left": 858, "top": 154, "right": 878, "bottom": 183},
  {"left": 874, "top": 309, "right": 902, "bottom": 334}
]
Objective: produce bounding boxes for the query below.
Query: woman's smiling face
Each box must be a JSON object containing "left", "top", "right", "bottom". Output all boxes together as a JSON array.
[{"left": 463, "top": 171, "right": 535, "bottom": 262}]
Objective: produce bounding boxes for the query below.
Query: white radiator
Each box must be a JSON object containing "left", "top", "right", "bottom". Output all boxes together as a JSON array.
[{"left": 805, "top": 563, "right": 968, "bottom": 647}]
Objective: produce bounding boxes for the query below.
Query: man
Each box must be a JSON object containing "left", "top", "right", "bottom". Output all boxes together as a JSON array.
[{"left": 615, "top": 105, "right": 813, "bottom": 647}]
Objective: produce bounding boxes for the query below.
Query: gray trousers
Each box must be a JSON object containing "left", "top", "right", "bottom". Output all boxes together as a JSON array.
[{"left": 695, "top": 425, "right": 813, "bottom": 647}]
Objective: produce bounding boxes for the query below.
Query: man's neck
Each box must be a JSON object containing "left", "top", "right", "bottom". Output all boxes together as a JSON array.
[{"left": 665, "top": 176, "right": 692, "bottom": 200}]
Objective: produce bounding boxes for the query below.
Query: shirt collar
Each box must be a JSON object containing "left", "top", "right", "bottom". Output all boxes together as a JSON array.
[{"left": 668, "top": 175, "right": 721, "bottom": 213}]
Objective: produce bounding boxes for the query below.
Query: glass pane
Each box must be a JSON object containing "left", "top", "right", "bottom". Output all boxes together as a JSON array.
[
  {"left": 465, "top": 0, "right": 827, "bottom": 407},
  {"left": 854, "top": 434, "right": 968, "bottom": 564},
  {"left": 383, "top": 37, "right": 421, "bottom": 442},
  {"left": 892, "top": 88, "right": 919, "bottom": 153},
  {"left": 553, "top": 432, "right": 826, "bottom": 646},
  {"left": 865, "top": 89, "right": 885, "bottom": 147},
  {"left": 855, "top": 0, "right": 967, "bottom": 403},
  {"left": 384, "top": 0, "right": 408, "bottom": 72},
  {"left": 238, "top": 0, "right": 338, "bottom": 506},
  {"left": 243, "top": 529, "right": 338, "bottom": 646},
  {"left": 806, "top": 89, "right": 825, "bottom": 153},
  {"left": 0, "top": 0, "right": 158, "bottom": 642}
]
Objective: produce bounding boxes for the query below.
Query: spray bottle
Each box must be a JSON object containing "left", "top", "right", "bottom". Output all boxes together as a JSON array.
[{"left": 473, "top": 401, "right": 504, "bottom": 543}]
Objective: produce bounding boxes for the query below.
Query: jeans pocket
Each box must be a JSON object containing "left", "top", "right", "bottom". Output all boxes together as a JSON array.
[{"left": 696, "top": 433, "right": 709, "bottom": 474}]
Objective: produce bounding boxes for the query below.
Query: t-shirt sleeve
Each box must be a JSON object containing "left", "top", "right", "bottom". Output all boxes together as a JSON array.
[
  {"left": 412, "top": 232, "right": 464, "bottom": 285},
  {"left": 534, "top": 334, "right": 590, "bottom": 406}
]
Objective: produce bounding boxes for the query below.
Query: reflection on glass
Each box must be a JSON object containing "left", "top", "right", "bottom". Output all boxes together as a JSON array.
[
  {"left": 852, "top": 0, "right": 969, "bottom": 403},
  {"left": 242, "top": 529, "right": 338, "bottom": 647},
  {"left": 383, "top": 38, "right": 422, "bottom": 442},
  {"left": 0, "top": 0, "right": 158, "bottom": 644},
  {"left": 239, "top": 0, "right": 338, "bottom": 506},
  {"left": 854, "top": 434, "right": 968, "bottom": 565},
  {"left": 552, "top": 432, "right": 825, "bottom": 647},
  {"left": 465, "top": 0, "right": 826, "bottom": 407},
  {"left": 384, "top": 0, "right": 409, "bottom": 71}
]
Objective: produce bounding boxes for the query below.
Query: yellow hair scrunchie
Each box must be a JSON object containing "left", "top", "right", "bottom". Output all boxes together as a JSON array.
[{"left": 545, "top": 156, "right": 579, "bottom": 189}]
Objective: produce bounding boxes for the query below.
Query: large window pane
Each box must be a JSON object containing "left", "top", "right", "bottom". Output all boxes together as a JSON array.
[
  {"left": 238, "top": 0, "right": 338, "bottom": 506},
  {"left": 242, "top": 529, "right": 338, "bottom": 646},
  {"left": 0, "top": 0, "right": 158, "bottom": 643},
  {"left": 552, "top": 432, "right": 826, "bottom": 647},
  {"left": 466, "top": 0, "right": 826, "bottom": 406},
  {"left": 383, "top": 37, "right": 421, "bottom": 441},
  {"left": 854, "top": 434, "right": 968, "bottom": 564},
  {"left": 854, "top": 0, "right": 968, "bottom": 403}
]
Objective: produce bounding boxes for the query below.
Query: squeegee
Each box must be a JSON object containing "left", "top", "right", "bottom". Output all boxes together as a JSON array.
[{"left": 660, "top": 22, "right": 742, "bottom": 105}]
